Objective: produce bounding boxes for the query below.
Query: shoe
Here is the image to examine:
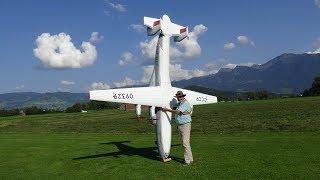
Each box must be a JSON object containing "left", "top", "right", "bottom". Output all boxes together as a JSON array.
[
  {"left": 182, "top": 163, "right": 191, "bottom": 166},
  {"left": 162, "top": 157, "right": 172, "bottom": 162},
  {"left": 182, "top": 161, "right": 192, "bottom": 166}
]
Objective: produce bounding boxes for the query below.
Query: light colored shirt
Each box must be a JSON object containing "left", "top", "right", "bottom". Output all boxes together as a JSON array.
[{"left": 175, "top": 100, "right": 192, "bottom": 125}]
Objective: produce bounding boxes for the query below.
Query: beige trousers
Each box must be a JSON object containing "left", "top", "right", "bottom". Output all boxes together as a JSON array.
[{"left": 178, "top": 123, "right": 193, "bottom": 163}]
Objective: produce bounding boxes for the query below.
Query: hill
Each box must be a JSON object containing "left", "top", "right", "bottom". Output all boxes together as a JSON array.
[
  {"left": 0, "top": 92, "right": 87, "bottom": 110},
  {"left": 174, "top": 53, "right": 320, "bottom": 94}
]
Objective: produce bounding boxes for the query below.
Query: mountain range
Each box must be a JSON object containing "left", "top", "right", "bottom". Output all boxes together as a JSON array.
[
  {"left": 173, "top": 53, "right": 320, "bottom": 94},
  {"left": 1, "top": 53, "right": 319, "bottom": 110}
]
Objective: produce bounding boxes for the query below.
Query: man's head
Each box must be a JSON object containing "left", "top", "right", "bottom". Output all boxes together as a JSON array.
[{"left": 175, "top": 91, "right": 186, "bottom": 101}]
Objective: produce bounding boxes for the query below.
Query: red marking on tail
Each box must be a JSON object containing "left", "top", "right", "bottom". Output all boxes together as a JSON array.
[
  {"left": 153, "top": 20, "right": 160, "bottom": 26},
  {"left": 180, "top": 27, "right": 187, "bottom": 34}
]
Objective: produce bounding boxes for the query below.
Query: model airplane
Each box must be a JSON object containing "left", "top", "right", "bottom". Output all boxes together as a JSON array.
[{"left": 90, "top": 14, "right": 217, "bottom": 160}]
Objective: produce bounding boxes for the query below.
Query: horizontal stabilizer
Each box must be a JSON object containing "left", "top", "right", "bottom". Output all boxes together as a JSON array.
[
  {"left": 144, "top": 17, "right": 160, "bottom": 28},
  {"left": 171, "top": 87, "right": 217, "bottom": 105}
]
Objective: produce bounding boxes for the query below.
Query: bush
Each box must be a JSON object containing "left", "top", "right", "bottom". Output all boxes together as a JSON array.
[{"left": 0, "top": 109, "right": 20, "bottom": 117}]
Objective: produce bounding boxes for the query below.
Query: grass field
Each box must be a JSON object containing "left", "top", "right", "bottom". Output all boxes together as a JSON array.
[{"left": 0, "top": 97, "right": 320, "bottom": 178}]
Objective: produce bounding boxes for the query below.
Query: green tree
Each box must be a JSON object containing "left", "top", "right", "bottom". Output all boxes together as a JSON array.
[{"left": 303, "top": 76, "right": 320, "bottom": 96}]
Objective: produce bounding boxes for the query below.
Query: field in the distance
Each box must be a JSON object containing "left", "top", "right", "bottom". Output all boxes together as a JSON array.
[{"left": 0, "top": 97, "right": 320, "bottom": 179}]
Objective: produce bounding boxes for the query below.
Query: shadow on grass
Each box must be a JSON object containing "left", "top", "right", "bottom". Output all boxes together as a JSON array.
[{"left": 73, "top": 141, "right": 184, "bottom": 163}]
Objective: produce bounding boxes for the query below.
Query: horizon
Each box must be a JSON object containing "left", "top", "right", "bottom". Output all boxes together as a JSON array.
[{"left": 1, "top": 0, "right": 320, "bottom": 93}]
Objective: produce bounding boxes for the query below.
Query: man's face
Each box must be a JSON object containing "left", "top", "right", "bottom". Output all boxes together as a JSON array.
[{"left": 177, "top": 96, "right": 184, "bottom": 102}]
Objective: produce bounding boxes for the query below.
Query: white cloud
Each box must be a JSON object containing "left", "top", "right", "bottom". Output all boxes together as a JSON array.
[
  {"left": 108, "top": 1, "right": 126, "bottom": 12},
  {"left": 114, "top": 77, "right": 137, "bottom": 87},
  {"left": 90, "top": 82, "right": 111, "bottom": 90},
  {"left": 224, "top": 42, "right": 235, "bottom": 50},
  {"left": 33, "top": 33, "right": 97, "bottom": 69},
  {"left": 307, "top": 38, "right": 320, "bottom": 54},
  {"left": 89, "top": 32, "right": 104, "bottom": 43},
  {"left": 139, "top": 24, "right": 207, "bottom": 62},
  {"left": 204, "top": 58, "right": 229, "bottom": 73},
  {"left": 205, "top": 58, "right": 255, "bottom": 73},
  {"left": 140, "top": 65, "right": 155, "bottom": 84},
  {"left": 224, "top": 63, "right": 237, "bottom": 69},
  {"left": 119, "top": 52, "right": 134, "bottom": 66},
  {"left": 139, "top": 37, "right": 158, "bottom": 60},
  {"left": 316, "top": 0, "right": 320, "bottom": 8},
  {"left": 140, "top": 64, "right": 207, "bottom": 83},
  {"left": 60, "top": 80, "right": 75, "bottom": 86},
  {"left": 237, "top": 35, "right": 255, "bottom": 46},
  {"left": 130, "top": 24, "right": 145, "bottom": 33},
  {"left": 15, "top": 85, "right": 25, "bottom": 90}
]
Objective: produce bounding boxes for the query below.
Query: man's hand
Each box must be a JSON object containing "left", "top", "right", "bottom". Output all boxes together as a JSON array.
[{"left": 161, "top": 107, "right": 171, "bottom": 112}]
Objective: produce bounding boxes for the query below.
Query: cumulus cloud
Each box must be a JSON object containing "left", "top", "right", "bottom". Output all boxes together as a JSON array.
[
  {"left": 114, "top": 77, "right": 137, "bottom": 87},
  {"left": 119, "top": 52, "right": 134, "bottom": 66},
  {"left": 316, "top": 0, "right": 320, "bottom": 8},
  {"left": 140, "top": 65, "right": 155, "bottom": 84},
  {"left": 205, "top": 58, "right": 255, "bottom": 73},
  {"left": 90, "top": 82, "right": 111, "bottom": 90},
  {"left": 170, "top": 64, "right": 206, "bottom": 81},
  {"left": 33, "top": 33, "right": 97, "bottom": 69},
  {"left": 139, "top": 24, "right": 207, "bottom": 62},
  {"left": 237, "top": 35, "right": 255, "bottom": 46},
  {"left": 60, "top": 80, "right": 75, "bottom": 86},
  {"left": 89, "top": 32, "right": 104, "bottom": 43},
  {"left": 108, "top": 1, "right": 126, "bottom": 12},
  {"left": 204, "top": 58, "right": 229, "bottom": 74},
  {"left": 308, "top": 38, "right": 320, "bottom": 54},
  {"left": 129, "top": 24, "right": 145, "bottom": 33},
  {"left": 224, "top": 42, "right": 235, "bottom": 50},
  {"left": 140, "top": 64, "right": 207, "bottom": 83},
  {"left": 15, "top": 85, "right": 25, "bottom": 90}
]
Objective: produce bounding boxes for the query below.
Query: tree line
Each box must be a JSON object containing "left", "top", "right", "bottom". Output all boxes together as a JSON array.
[{"left": 0, "top": 101, "right": 120, "bottom": 117}]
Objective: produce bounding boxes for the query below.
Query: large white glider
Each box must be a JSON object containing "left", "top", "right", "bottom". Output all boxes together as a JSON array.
[{"left": 90, "top": 15, "right": 217, "bottom": 160}]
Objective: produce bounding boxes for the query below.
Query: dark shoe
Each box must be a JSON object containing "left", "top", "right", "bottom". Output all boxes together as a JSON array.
[{"left": 182, "top": 162, "right": 191, "bottom": 166}]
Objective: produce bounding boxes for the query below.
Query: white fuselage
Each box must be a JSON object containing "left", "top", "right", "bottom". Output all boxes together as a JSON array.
[{"left": 154, "top": 33, "right": 173, "bottom": 159}]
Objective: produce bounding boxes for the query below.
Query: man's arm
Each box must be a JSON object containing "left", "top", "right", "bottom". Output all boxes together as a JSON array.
[{"left": 161, "top": 107, "right": 180, "bottom": 114}]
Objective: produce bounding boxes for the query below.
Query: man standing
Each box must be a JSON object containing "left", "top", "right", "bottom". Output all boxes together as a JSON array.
[{"left": 162, "top": 91, "right": 193, "bottom": 166}]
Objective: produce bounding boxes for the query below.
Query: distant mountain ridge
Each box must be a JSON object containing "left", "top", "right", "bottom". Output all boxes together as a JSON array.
[
  {"left": 173, "top": 53, "right": 320, "bottom": 94},
  {"left": 0, "top": 92, "right": 87, "bottom": 110},
  {"left": 1, "top": 53, "right": 319, "bottom": 110}
]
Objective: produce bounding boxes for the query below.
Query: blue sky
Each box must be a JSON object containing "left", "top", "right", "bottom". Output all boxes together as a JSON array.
[{"left": 0, "top": 0, "right": 320, "bottom": 93}]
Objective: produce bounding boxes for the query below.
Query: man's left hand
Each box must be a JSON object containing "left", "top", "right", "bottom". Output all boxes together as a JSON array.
[{"left": 161, "top": 107, "right": 170, "bottom": 112}]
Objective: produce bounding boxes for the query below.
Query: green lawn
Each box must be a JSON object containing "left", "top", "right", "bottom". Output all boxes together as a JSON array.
[
  {"left": 0, "top": 97, "right": 320, "bottom": 178},
  {"left": 0, "top": 132, "right": 319, "bottom": 179}
]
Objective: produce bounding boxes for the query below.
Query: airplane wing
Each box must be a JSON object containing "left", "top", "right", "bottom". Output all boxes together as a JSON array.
[
  {"left": 171, "top": 87, "right": 218, "bottom": 105},
  {"left": 90, "top": 87, "right": 164, "bottom": 107}
]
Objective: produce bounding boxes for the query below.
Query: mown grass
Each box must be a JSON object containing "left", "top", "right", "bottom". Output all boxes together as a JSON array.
[
  {"left": 1, "top": 97, "right": 319, "bottom": 133},
  {"left": 0, "top": 97, "right": 319, "bottom": 179},
  {"left": 0, "top": 132, "right": 319, "bottom": 179}
]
